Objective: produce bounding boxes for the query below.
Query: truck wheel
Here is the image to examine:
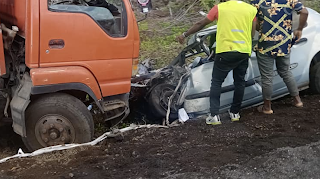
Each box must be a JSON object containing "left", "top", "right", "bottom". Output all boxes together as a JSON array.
[
  {"left": 148, "top": 84, "right": 179, "bottom": 121},
  {"left": 310, "top": 63, "right": 320, "bottom": 93},
  {"left": 22, "top": 93, "right": 94, "bottom": 151}
]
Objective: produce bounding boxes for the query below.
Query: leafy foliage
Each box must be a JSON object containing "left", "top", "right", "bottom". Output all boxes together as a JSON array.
[
  {"left": 303, "top": 0, "right": 320, "bottom": 12},
  {"left": 200, "top": 0, "right": 217, "bottom": 11}
]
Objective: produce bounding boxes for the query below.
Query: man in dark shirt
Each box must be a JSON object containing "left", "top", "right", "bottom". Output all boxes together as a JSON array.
[{"left": 251, "top": 0, "right": 308, "bottom": 114}]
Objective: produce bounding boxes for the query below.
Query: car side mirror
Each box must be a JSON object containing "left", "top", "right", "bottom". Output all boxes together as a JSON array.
[{"left": 137, "top": 0, "right": 152, "bottom": 13}]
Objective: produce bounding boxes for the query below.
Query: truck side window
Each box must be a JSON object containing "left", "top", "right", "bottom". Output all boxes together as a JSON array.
[{"left": 48, "top": 0, "right": 128, "bottom": 38}]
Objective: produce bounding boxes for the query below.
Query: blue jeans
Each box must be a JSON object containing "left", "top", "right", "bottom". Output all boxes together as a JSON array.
[{"left": 210, "top": 52, "right": 249, "bottom": 116}]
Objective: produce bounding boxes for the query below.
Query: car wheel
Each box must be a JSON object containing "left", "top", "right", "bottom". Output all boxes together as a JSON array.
[
  {"left": 22, "top": 93, "right": 94, "bottom": 151},
  {"left": 148, "top": 84, "right": 179, "bottom": 121},
  {"left": 310, "top": 63, "right": 320, "bottom": 94}
]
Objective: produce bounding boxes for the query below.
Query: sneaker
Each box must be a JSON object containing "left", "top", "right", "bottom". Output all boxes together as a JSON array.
[
  {"left": 206, "top": 115, "right": 222, "bottom": 125},
  {"left": 229, "top": 110, "right": 240, "bottom": 122}
]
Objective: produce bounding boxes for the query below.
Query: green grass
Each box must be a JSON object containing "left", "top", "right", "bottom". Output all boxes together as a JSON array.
[
  {"left": 138, "top": 0, "right": 320, "bottom": 68},
  {"left": 138, "top": 0, "right": 207, "bottom": 68},
  {"left": 304, "top": 0, "right": 320, "bottom": 12},
  {"left": 138, "top": 19, "right": 191, "bottom": 68}
]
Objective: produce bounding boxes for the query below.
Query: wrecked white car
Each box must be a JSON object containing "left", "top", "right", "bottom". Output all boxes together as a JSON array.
[{"left": 132, "top": 8, "right": 320, "bottom": 121}]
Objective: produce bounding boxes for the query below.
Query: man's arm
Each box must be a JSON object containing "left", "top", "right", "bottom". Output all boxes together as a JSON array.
[
  {"left": 250, "top": 0, "right": 259, "bottom": 38},
  {"left": 176, "top": 18, "right": 212, "bottom": 44},
  {"left": 297, "top": 8, "right": 308, "bottom": 31},
  {"left": 176, "top": 6, "right": 217, "bottom": 44},
  {"left": 294, "top": 7, "right": 308, "bottom": 42},
  {"left": 185, "top": 18, "right": 212, "bottom": 38}
]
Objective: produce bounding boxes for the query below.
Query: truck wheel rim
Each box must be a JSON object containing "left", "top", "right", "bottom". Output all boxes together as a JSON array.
[{"left": 35, "top": 114, "right": 76, "bottom": 147}]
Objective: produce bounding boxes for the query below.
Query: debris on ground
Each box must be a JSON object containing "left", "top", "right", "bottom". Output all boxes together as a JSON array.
[
  {"left": 0, "top": 92, "right": 320, "bottom": 178},
  {"left": 0, "top": 124, "right": 168, "bottom": 164}
]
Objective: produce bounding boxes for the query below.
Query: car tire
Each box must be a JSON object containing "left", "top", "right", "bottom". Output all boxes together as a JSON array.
[
  {"left": 22, "top": 93, "right": 94, "bottom": 151},
  {"left": 148, "top": 84, "right": 179, "bottom": 121},
  {"left": 310, "top": 63, "right": 320, "bottom": 94}
]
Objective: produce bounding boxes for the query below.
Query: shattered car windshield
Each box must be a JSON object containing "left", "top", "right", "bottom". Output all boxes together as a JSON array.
[{"left": 48, "top": 0, "right": 127, "bottom": 37}]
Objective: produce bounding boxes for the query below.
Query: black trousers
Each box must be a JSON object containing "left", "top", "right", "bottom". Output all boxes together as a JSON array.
[{"left": 210, "top": 52, "right": 249, "bottom": 116}]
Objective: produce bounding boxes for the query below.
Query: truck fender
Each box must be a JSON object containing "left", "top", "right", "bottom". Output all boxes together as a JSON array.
[
  {"left": 30, "top": 82, "right": 104, "bottom": 112},
  {"left": 30, "top": 66, "right": 104, "bottom": 110},
  {"left": 10, "top": 67, "right": 103, "bottom": 137},
  {"left": 30, "top": 66, "right": 102, "bottom": 97}
]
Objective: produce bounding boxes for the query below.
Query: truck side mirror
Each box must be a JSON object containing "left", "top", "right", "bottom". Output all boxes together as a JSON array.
[{"left": 137, "top": 0, "right": 152, "bottom": 13}]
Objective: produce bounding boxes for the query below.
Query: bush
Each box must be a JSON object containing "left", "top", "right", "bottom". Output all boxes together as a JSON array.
[
  {"left": 303, "top": 0, "right": 320, "bottom": 12},
  {"left": 200, "top": 0, "right": 217, "bottom": 11}
]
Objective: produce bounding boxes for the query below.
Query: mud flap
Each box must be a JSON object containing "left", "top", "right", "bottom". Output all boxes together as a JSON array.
[{"left": 10, "top": 74, "right": 33, "bottom": 137}]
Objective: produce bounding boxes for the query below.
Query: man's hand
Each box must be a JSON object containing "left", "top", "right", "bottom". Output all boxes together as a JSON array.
[
  {"left": 176, "top": 35, "right": 185, "bottom": 44},
  {"left": 175, "top": 17, "right": 212, "bottom": 45},
  {"left": 293, "top": 29, "right": 302, "bottom": 42},
  {"left": 294, "top": 8, "right": 308, "bottom": 43}
]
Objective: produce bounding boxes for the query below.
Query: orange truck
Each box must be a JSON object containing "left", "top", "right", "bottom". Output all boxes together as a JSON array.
[{"left": 0, "top": 0, "right": 152, "bottom": 151}]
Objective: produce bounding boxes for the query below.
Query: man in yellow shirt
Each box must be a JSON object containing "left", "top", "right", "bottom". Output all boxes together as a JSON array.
[{"left": 177, "top": 0, "right": 257, "bottom": 125}]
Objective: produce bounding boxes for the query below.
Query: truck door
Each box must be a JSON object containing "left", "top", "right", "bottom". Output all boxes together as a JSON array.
[{"left": 38, "top": 0, "right": 135, "bottom": 97}]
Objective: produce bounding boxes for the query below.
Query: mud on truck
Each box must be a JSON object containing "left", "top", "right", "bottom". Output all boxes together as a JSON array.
[{"left": 0, "top": 0, "right": 152, "bottom": 151}]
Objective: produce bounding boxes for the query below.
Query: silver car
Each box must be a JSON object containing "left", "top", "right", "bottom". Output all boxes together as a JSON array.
[{"left": 132, "top": 8, "right": 320, "bottom": 120}]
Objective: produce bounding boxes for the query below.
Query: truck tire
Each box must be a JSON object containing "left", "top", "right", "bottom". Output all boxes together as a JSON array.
[
  {"left": 22, "top": 93, "right": 94, "bottom": 151},
  {"left": 310, "top": 63, "right": 320, "bottom": 94},
  {"left": 148, "top": 84, "right": 179, "bottom": 121}
]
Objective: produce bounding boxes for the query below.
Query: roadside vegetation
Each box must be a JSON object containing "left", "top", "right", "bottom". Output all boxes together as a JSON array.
[
  {"left": 137, "top": 0, "right": 206, "bottom": 68},
  {"left": 303, "top": 0, "right": 320, "bottom": 12},
  {"left": 138, "top": 0, "right": 320, "bottom": 68}
]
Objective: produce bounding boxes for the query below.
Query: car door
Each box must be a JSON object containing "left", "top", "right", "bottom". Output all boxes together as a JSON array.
[
  {"left": 184, "top": 29, "right": 262, "bottom": 114},
  {"left": 219, "top": 55, "right": 262, "bottom": 110}
]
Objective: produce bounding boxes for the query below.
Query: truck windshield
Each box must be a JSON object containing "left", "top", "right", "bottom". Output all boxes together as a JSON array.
[{"left": 48, "top": 0, "right": 127, "bottom": 38}]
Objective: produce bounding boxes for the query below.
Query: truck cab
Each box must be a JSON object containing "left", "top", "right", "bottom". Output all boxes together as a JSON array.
[{"left": 0, "top": 0, "right": 151, "bottom": 151}]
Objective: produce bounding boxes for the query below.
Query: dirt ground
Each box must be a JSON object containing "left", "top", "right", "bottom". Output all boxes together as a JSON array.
[{"left": 1, "top": 91, "right": 320, "bottom": 179}]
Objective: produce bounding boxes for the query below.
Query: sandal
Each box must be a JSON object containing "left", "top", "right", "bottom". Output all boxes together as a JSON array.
[{"left": 257, "top": 105, "right": 273, "bottom": 114}]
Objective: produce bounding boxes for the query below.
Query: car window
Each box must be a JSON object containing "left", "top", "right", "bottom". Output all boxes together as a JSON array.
[{"left": 48, "top": 0, "right": 128, "bottom": 38}]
